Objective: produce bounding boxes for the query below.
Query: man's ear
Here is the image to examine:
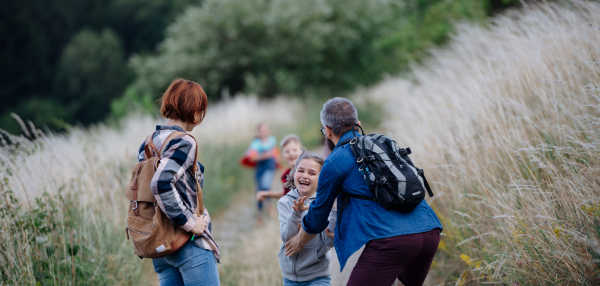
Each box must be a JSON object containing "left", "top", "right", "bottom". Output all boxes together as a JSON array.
[
  {"left": 326, "top": 126, "right": 333, "bottom": 139},
  {"left": 357, "top": 121, "right": 361, "bottom": 126}
]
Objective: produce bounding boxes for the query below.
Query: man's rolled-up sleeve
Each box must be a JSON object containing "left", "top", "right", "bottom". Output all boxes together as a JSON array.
[{"left": 302, "top": 159, "right": 342, "bottom": 234}]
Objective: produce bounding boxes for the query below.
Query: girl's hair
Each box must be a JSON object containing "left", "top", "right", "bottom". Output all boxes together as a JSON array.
[
  {"left": 255, "top": 122, "right": 269, "bottom": 139},
  {"left": 159, "top": 78, "right": 208, "bottom": 125},
  {"left": 284, "top": 148, "right": 325, "bottom": 189},
  {"left": 280, "top": 134, "right": 302, "bottom": 149}
]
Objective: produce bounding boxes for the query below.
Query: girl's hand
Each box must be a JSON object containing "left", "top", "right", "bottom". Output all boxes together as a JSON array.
[
  {"left": 292, "top": 196, "right": 309, "bottom": 212},
  {"left": 191, "top": 213, "right": 207, "bottom": 235},
  {"left": 256, "top": 191, "right": 268, "bottom": 202}
]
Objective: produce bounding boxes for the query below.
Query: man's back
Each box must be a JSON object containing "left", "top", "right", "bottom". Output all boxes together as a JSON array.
[{"left": 301, "top": 130, "right": 443, "bottom": 270}]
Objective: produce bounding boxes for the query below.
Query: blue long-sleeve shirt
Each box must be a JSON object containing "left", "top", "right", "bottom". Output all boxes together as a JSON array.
[{"left": 301, "top": 131, "right": 443, "bottom": 271}]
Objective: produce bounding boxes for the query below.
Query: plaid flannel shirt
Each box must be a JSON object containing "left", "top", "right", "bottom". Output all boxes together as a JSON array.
[
  {"left": 137, "top": 125, "right": 205, "bottom": 232},
  {"left": 138, "top": 125, "right": 220, "bottom": 262}
]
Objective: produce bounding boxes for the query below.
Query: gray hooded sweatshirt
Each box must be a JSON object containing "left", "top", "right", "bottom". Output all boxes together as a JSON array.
[{"left": 277, "top": 188, "right": 337, "bottom": 282}]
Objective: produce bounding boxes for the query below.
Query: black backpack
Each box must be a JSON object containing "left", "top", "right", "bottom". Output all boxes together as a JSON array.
[{"left": 337, "top": 126, "right": 434, "bottom": 228}]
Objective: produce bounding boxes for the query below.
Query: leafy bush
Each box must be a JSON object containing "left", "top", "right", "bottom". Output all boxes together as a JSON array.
[
  {"left": 0, "top": 149, "right": 144, "bottom": 285},
  {"left": 131, "top": 0, "right": 486, "bottom": 99}
]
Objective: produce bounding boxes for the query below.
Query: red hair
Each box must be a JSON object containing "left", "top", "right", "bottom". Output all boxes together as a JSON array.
[{"left": 160, "top": 78, "right": 208, "bottom": 125}]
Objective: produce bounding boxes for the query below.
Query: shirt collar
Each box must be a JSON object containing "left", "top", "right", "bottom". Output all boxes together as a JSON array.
[
  {"left": 335, "top": 130, "right": 361, "bottom": 148},
  {"left": 156, "top": 125, "right": 186, "bottom": 132}
]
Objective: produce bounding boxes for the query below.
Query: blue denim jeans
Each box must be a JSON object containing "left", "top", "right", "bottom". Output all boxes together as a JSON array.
[
  {"left": 283, "top": 276, "right": 331, "bottom": 286},
  {"left": 152, "top": 241, "right": 220, "bottom": 286},
  {"left": 255, "top": 158, "right": 276, "bottom": 210}
]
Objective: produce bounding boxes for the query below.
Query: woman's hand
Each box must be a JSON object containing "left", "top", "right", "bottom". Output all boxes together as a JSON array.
[
  {"left": 292, "top": 196, "right": 309, "bottom": 212},
  {"left": 191, "top": 214, "right": 208, "bottom": 235}
]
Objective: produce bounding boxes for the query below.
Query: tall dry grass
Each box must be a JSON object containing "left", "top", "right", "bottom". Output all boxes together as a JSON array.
[
  {"left": 0, "top": 96, "right": 300, "bottom": 285},
  {"left": 363, "top": 1, "right": 600, "bottom": 284}
]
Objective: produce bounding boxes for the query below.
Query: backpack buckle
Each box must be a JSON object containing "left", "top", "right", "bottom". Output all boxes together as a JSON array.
[
  {"left": 379, "top": 176, "right": 387, "bottom": 184},
  {"left": 417, "top": 168, "right": 424, "bottom": 176},
  {"left": 350, "top": 138, "right": 357, "bottom": 145},
  {"left": 132, "top": 201, "right": 138, "bottom": 210},
  {"left": 367, "top": 155, "right": 376, "bottom": 161},
  {"left": 357, "top": 157, "right": 364, "bottom": 163}
]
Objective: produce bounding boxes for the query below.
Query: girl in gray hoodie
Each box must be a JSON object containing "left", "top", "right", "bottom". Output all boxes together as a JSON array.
[{"left": 277, "top": 150, "right": 337, "bottom": 286}]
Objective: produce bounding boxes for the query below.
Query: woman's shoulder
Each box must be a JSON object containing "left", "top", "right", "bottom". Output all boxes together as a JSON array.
[{"left": 161, "top": 132, "right": 196, "bottom": 150}]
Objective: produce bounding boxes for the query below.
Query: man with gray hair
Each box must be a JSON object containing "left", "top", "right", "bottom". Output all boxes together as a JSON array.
[{"left": 285, "top": 97, "right": 442, "bottom": 286}]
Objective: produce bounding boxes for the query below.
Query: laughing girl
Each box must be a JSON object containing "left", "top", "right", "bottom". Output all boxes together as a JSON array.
[{"left": 277, "top": 149, "right": 336, "bottom": 286}]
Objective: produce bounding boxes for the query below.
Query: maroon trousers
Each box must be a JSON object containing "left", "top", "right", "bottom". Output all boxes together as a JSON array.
[{"left": 346, "top": 228, "right": 441, "bottom": 286}]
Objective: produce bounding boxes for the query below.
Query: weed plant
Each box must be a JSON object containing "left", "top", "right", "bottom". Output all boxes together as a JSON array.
[{"left": 367, "top": 1, "right": 600, "bottom": 284}]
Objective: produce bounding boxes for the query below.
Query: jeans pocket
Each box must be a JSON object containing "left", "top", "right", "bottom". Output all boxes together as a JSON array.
[{"left": 181, "top": 243, "right": 210, "bottom": 272}]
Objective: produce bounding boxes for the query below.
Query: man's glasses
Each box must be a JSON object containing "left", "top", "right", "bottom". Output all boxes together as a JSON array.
[{"left": 320, "top": 126, "right": 326, "bottom": 137}]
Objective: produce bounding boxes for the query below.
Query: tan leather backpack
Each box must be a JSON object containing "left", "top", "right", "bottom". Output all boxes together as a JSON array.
[{"left": 125, "top": 131, "right": 204, "bottom": 258}]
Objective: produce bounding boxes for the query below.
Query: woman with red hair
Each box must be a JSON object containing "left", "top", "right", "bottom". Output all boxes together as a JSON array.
[{"left": 137, "top": 78, "right": 220, "bottom": 286}]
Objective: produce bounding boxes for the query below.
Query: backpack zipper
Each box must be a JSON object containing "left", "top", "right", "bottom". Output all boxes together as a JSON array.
[
  {"left": 126, "top": 222, "right": 158, "bottom": 236},
  {"left": 127, "top": 228, "right": 151, "bottom": 235}
]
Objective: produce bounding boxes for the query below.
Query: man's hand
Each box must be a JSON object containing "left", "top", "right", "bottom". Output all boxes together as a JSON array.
[
  {"left": 284, "top": 232, "right": 306, "bottom": 256},
  {"left": 292, "top": 196, "right": 309, "bottom": 212},
  {"left": 191, "top": 214, "right": 208, "bottom": 235}
]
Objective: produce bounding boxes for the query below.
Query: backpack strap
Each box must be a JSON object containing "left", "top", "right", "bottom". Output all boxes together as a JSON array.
[
  {"left": 417, "top": 168, "right": 434, "bottom": 197},
  {"left": 144, "top": 133, "right": 160, "bottom": 160},
  {"left": 158, "top": 131, "right": 204, "bottom": 216}
]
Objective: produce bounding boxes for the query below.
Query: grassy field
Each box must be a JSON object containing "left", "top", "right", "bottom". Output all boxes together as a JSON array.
[
  {"left": 367, "top": 1, "right": 600, "bottom": 284},
  {"left": 0, "top": 96, "right": 303, "bottom": 285}
]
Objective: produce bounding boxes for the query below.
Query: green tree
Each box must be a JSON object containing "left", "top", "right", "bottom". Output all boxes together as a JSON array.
[
  {"left": 106, "top": 0, "right": 200, "bottom": 53},
  {"left": 131, "top": 0, "right": 489, "bottom": 99},
  {"left": 0, "top": 0, "right": 200, "bottom": 133},
  {"left": 55, "top": 28, "right": 132, "bottom": 125}
]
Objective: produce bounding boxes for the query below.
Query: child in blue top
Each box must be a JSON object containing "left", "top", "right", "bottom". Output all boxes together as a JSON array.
[{"left": 248, "top": 122, "right": 278, "bottom": 213}]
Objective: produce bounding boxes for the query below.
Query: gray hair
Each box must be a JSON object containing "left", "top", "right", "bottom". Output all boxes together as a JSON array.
[
  {"left": 280, "top": 134, "right": 302, "bottom": 149},
  {"left": 320, "top": 97, "right": 358, "bottom": 135},
  {"left": 284, "top": 148, "right": 325, "bottom": 190}
]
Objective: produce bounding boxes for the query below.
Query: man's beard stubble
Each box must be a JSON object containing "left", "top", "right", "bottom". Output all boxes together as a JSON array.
[{"left": 326, "top": 138, "right": 336, "bottom": 152}]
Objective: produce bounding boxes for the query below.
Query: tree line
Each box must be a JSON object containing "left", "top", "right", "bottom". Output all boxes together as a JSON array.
[{"left": 0, "top": 0, "right": 518, "bottom": 134}]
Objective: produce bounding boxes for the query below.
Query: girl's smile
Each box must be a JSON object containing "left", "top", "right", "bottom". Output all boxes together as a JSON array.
[{"left": 294, "top": 159, "right": 322, "bottom": 197}]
